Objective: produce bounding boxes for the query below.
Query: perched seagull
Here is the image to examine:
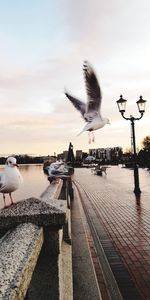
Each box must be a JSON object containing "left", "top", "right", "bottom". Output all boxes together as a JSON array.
[
  {"left": 65, "top": 61, "right": 110, "bottom": 143},
  {"left": 47, "top": 161, "right": 68, "bottom": 183},
  {"left": 0, "top": 157, "right": 23, "bottom": 209}
]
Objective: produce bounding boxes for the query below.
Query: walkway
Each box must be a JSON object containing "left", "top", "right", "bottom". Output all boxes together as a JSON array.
[{"left": 72, "top": 166, "right": 150, "bottom": 300}]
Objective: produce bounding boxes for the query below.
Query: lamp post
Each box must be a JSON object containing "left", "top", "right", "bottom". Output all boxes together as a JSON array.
[{"left": 116, "top": 95, "right": 146, "bottom": 196}]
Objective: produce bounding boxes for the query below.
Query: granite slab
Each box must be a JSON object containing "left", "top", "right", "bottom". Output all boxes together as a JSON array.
[{"left": 0, "top": 197, "right": 67, "bottom": 230}]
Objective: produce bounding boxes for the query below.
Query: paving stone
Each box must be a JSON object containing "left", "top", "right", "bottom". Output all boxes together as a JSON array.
[{"left": 73, "top": 166, "right": 150, "bottom": 299}]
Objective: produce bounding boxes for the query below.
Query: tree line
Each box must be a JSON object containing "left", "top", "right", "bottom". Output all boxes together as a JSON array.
[
  {"left": 124, "top": 136, "right": 150, "bottom": 168},
  {"left": 0, "top": 155, "right": 44, "bottom": 165}
]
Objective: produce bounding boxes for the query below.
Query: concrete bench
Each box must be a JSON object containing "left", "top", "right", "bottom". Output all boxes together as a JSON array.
[
  {"left": 0, "top": 178, "right": 73, "bottom": 300},
  {"left": 91, "top": 166, "right": 108, "bottom": 176}
]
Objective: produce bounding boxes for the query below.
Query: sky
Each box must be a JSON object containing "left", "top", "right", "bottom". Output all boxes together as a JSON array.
[{"left": 0, "top": 0, "right": 150, "bottom": 156}]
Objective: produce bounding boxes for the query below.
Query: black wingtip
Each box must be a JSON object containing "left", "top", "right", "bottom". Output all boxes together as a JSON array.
[
  {"left": 65, "top": 91, "right": 69, "bottom": 99},
  {"left": 64, "top": 87, "right": 68, "bottom": 97},
  {"left": 83, "top": 60, "right": 89, "bottom": 69},
  {"left": 83, "top": 61, "right": 94, "bottom": 75}
]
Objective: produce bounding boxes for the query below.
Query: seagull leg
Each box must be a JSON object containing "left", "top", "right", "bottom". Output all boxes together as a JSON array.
[
  {"left": 9, "top": 193, "right": 14, "bottom": 205},
  {"left": 91, "top": 131, "right": 95, "bottom": 142},
  {"left": 3, "top": 194, "right": 7, "bottom": 209},
  {"left": 55, "top": 177, "right": 59, "bottom": 183}
]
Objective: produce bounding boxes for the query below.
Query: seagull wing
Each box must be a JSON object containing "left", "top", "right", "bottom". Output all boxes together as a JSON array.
[
  {"left": 83, "top": 61, "right": 102, "bottom": 117},
  {"left": 0, "top": 173, "right": 6, "bottom": 192},
  {"left": 65, "top": 92, "right": 87, "bottom": 121}
]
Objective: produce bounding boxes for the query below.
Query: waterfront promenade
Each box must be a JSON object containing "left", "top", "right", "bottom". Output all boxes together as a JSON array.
[{"left": 72, "top": 166, "right": 150, "bottom": 300}]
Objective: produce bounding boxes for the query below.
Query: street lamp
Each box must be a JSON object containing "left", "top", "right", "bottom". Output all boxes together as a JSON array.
[{"left": 116, "top": 95, "right": 146, "bottom": 196}]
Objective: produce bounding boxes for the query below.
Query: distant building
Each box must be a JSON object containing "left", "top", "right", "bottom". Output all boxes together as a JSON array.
[
  {"left": 58, "top": 143, "right": 75, "bottom": 163},
  {"left": 58, "top": 146, "right": 123, "bottom": 164},
  {"left": 62, "top": 150, "right": 68, "bottom": 161},
  {"left": 76, "top": 150, "right": 83, "bottom": 160},
  {"left": 89, "top": 147, "right": 123, "bottom": 163}
]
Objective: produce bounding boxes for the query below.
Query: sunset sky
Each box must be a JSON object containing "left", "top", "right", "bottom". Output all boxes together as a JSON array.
[{"left": 0, "top": 0, "right": 150, "bottom": 156}]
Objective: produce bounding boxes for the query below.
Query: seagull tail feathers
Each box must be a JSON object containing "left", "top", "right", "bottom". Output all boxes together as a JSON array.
[
  {"left": 77, "top": 121, "right": 92, "bottom": 136},
  {"left": 77, "top": 131, "right": 83, "bottom": 137},
  {"left": 77, "top": 128, "right": 86, "bottom": 136}
]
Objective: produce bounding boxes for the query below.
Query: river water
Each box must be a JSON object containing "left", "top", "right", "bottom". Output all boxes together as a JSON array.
[{"left": 0, "top": 164, "right": 49, "bottom": 209}]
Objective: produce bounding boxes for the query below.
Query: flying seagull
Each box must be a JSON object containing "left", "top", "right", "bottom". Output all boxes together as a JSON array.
[
  {"left": 0, "top": 157, "right": 23, "bottom": 209},
  {"left": 65, "top": 61, "right": 110, "bottom": 143}
]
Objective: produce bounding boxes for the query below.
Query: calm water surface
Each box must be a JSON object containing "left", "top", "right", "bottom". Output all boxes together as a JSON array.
[{"left": 0, "top": 164, "right": 49, "bottom": 208}]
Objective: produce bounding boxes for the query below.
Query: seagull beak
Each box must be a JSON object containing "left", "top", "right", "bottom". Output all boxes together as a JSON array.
[{"left": 13, "top": 163, "right": 19, "bottom": 168}]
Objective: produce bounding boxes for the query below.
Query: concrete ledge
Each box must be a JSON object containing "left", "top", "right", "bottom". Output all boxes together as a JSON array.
[
  {"left": 0, "top": 223, "right": 43, "bottom": 300},
  {"left": 0, "top": 198, "right": 67, "bottom": 230},
  {"left": 71, "top": 185, "right": 101, "bottom": 300},
  {"left": 40, "top": 180, "right": 63, "bottom": 202},
  {"left": 59, "top": 205, "right": 73, "bottom": 300},
  {"left": 0, "top": 179, "right": 73, "bottom": 300},
  {"left": 59, "top": 240, "right": 73, "bottom": 300}
]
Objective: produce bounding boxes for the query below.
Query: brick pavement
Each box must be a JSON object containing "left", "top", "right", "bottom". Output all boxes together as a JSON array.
[{"left": 73, "top": 166, "right": 150, "bottom": 300}]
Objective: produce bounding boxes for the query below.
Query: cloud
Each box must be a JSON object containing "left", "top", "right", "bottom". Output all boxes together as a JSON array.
[{"left": 0, "top": 0, "right": 150, "bottom": 155}]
